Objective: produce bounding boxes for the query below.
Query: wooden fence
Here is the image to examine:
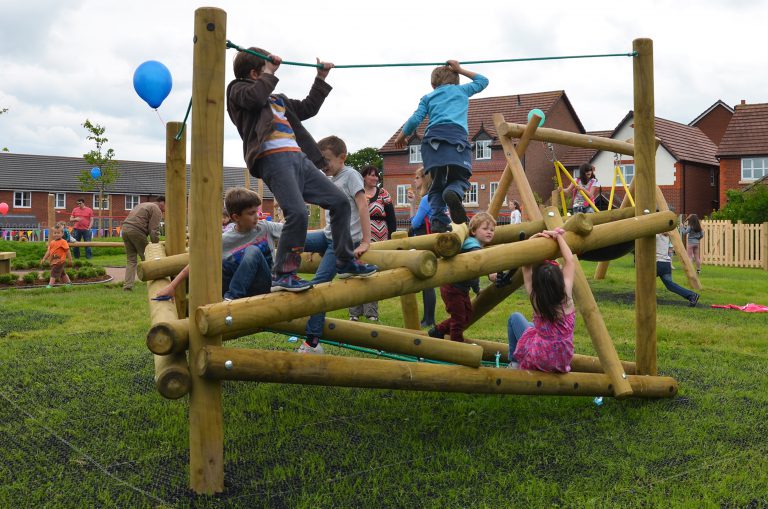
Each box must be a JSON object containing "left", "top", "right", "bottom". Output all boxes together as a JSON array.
[{"left": 700, "top": 221, "right": 768, "bottom": 270}]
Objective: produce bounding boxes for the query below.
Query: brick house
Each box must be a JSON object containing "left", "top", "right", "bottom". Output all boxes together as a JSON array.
[
  {"left": 591, "top": 112, "right": 720, "bottom": 216},
  {"left": 378, "top": 91, "right": 587, "bottom": 223},
  {"left": 716, "top": 101, "right": 768, "bottom": 207},
  {"left": 0, "top": 152, "right": 273, "bottom": 234},
  {"left": 690, "top": 99, "right": 734, "bottom": 146}
]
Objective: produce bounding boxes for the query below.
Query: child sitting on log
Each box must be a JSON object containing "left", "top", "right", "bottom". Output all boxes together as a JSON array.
[
  {"left": 429, "top": 212, "right": 496, "bottom": 342},
  {"left": 156, "top": 187, "right": 281, "bottom": 301},
  {"left": 506, "top": 228, "right": 576, "bottom": 371}
]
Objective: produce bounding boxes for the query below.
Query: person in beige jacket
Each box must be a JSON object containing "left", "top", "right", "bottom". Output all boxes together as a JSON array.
[{"left": 121, "top": 196, "right": 165, "bottom": 290}]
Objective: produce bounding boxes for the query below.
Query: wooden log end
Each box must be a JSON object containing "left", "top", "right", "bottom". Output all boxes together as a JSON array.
[
  {"left": 155, "top": 364, "right": 191, "bottom": 400},
  {"left": 147, "top": 323, "right": 178, "bottom": 355},
  {"left": 434, "top": 233, "right": 462, "bottom": 258}
]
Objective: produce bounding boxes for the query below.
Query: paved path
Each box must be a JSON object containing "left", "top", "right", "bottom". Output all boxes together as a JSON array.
[{"left": 104, "top": 266, "right": 126, "bottom": 283}]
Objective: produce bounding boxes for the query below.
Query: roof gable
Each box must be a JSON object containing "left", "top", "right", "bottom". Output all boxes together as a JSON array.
[
  {"left": 689, "top": 99, "right": 734, "bottom": 127},
  {"left": 604, "top": 111, "right": 718, "bottom": 166},
  {"left": 717, "top": 103, "right": 768, "bottom": 157},
  {"left": 380, "top": 90, "right": 584, "bottom": 152},
  {"left": 0, "top": 152, "right": 272, "bottom": 198}
]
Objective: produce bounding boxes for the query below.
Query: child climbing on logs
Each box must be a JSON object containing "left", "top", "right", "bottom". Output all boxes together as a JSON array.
[
  {"left": 393, "top": 60, "right": 489, "bottom": 232},
  {"left": 226, "top": 47, "right": 375, "bottom": 292},
  {"left": 429, "top": 212, "right": 496, "bottom": 342},
  {"left": 156, "top": 188, "right": 281, "bottom": 301},
  {"left": 506, "top": 227, "right": 576, "bottom": 371}
]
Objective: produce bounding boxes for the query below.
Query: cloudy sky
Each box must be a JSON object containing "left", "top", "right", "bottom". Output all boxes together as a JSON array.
[{"left": 1, "top": 0, "right": 766, "bottom": 167}]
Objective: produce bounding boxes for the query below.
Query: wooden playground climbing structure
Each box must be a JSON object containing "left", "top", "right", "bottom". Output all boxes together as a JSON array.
[{"left": 138, "top": 7, "right": 699, "bottom": 494}]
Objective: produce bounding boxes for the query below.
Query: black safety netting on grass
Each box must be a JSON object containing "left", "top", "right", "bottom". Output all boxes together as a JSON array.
[{"left": 2, "top": 334, "right": 768, "bottom": 508}]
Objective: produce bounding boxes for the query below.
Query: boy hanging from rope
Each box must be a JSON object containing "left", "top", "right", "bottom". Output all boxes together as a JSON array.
[
  {"left": 394, "top": 60, "right": 489, "bottom": 232},
  {"left": 226, "top": 48, "right": 377, "bottom": 292}
]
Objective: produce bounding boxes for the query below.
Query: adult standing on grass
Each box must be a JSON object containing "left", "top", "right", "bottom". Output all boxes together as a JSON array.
[
  {"left": 69, "top": 198, "right": 94, "bottom": 259},
  {"left": 121, "top": 196, "right": 165, "bottom": 291},
  {"left": 349, "top": 165, "right": 397, "bottom": 322}
]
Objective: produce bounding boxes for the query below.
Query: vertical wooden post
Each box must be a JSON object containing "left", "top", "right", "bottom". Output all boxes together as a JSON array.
[
  {"left": 188, "top": 7, "right": 226, "bottom": 494},
  {"left": 762, "top": 223, "right": 768, "bottom": 271},
  {"left": 244, "top": 168, "right": 251, "bottom": 189},
  {"left": 166, "top": 121, "right": 188, "bottom": 319},
  {"left": 47, "top": 194, "right": 55, "bottom": 240},
  {"left": 392, "top": 231, "right": 421, "bottom": 329},
  {"left": 633, "top": 38, "right": 657, "bottom": 376}
]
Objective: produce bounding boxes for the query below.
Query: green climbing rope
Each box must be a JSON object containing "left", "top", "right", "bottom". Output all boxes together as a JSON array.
[
  {"left": 174, "top": 98, "right": 192, "bottom": 141},
  {"left": 226, "top": 40, "right": 637, "bottom": 69}
]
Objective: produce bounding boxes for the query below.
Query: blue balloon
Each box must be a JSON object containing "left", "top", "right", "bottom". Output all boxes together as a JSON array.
[
  {"left": 133, "top": 60, "right": 173, "bottom": 109},
  {"left": 90, "top": 167, "right": 101, "bottom": 179},
  {"left": 527, "top": 108, "right": 546, "bottom": 127}
]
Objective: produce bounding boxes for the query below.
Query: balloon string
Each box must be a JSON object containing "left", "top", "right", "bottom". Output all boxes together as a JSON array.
[{"left": 154, "top": 108, "right": 165, "bottom": 126}]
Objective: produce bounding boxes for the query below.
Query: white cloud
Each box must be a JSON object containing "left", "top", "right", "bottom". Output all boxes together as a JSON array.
[{"left": 1, "top": 0, "right": 767, "bottom": 167}]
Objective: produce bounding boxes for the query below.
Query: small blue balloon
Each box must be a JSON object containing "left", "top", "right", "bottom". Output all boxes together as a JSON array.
[
  {"left": 133, "top": 60, "right": 173, "bottom": 109},
  {"left": 527, "top": 108, "right": 546, "bottom": 127},
  {"left": 90, "top": 167, "right": 101, "bottom": 179}
]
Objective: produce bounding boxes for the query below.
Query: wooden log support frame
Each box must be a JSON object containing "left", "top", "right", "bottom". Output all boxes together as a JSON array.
[{"left": 152, "top": 20, "right": 673, "bottom": 493}]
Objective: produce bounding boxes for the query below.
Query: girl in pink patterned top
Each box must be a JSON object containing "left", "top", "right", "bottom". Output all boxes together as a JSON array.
[{"left": 507, "top": 227, "right": 576, "bottom": 372}]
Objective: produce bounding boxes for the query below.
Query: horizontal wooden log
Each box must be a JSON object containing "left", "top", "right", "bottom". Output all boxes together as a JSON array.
[
  {"left": 197, "top": 346, "right": 677, "bottom": 398},
  {"left": 498, "top": 122, "right": 636, "bottom": 156},
  {"left": 360, "top": 249, "right": 437, "bottom": 278},
  {"left": 139, "top": 252, "right": 189, "bottom": 282},
  {"left": 196, "top": 211, "right": 677, "bottom": 337}
]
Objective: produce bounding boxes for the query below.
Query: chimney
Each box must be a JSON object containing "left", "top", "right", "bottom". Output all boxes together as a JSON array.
[{"left": 741, "top": 99, "right": 746, "bottom": 105}]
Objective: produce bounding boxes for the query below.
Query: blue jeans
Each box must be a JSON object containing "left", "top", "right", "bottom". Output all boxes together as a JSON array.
[
  {"left": 656, "top": 261, "right": 695, "bottom": 301},
  {"left": 71, "top": 228, "right": 92, "bottom": 259},
  {"left": 507, "top": 312, "right": 533, "bottom": 363},
  {"left": 303, "top": 231, "right": 356, "bottom": 338},
  {"left": 427, "top": 165, "right": 470, "bottom": 227},
  {"left": 221, "top": 246, "right": 272, "bottom": 300}
]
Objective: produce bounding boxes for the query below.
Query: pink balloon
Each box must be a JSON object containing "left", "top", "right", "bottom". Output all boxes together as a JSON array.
[{"left": 0, "top": 202, "right": 8, "bottom": 215}]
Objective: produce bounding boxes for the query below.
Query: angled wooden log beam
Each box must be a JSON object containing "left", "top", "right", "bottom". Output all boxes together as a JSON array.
[
  {"left": 488, "top": 112, "right": 541, "bottom": 218},
  {"left": 197, "top": 346, "right": 677, "bottom": 398},
  {"left": 655, "top": 186, "right": 700, "bottom": 290},
  {"left": 195, "top": 211, "right": 676, "bottom": 338},
  {"left": 497, "top": 122, "right": 636, "bottom": 156}
]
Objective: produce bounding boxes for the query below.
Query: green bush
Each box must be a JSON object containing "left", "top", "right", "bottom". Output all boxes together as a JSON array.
[
  {"left": 0, "top": 273, "right": 18, "bottom": 285},
  {"left": 94, "top": 267, "right": 106, "bottom": 277},
  {"left": 41, "top": 271, "right": 51, "bottom": 281},
  {"left": 22, "top": 272, "right": 38, "bottom": 284},
  {"left": 710, "top": 185, "right": 768, "bottom": 223}
]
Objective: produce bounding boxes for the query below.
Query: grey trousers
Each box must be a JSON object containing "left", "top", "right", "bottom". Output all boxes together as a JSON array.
[
  {"left": 255, "top": 151, "right": 354, "bottom": 275},
  {"left": 349, "top": 301, "right": 378, "bottom": 319}
]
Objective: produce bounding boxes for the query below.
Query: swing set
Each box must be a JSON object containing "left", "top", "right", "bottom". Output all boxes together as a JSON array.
[{"left": 549, "top": 143, "right": 635, "bottom": 216}]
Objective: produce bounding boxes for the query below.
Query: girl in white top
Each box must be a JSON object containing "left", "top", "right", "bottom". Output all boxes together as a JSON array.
[{"left": 510, "top": 200, "right": 522, "bottom": 224}]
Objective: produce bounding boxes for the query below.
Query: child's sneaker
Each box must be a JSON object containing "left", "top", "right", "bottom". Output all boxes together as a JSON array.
[
  {"left": 367, "top": 316, "right": 378, "bottom": 322},
  {"left": 271, "top": 274, "right": 313, "bottom": 292},
  {"left": 296, "top": 341, "right": 324, "bottom": 354},
  {"left": 337, "top": 260, "right": 378, "bottom": 279},
  {"left": 443, "top": 191, "right": 468, "bottom": 224},
  {"left": 349, "top": 316, "right": 359, "bottom": 321},
  {"left": 688, "top": 293, "right": 700, "bottom": 307},
  {"left": 46, "top": 285, "right": 53, "bottom": 289},
  {"left": 427, "top": 327, "right": 443, "bottom": 339}
]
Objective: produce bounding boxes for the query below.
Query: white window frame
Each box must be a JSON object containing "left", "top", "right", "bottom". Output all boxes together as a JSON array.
[
  {"left": 475, "top": 139, "right": 492, "bottom": 160},
  {"left": 125, "top": 194, "right": 141, "bottom": 210},
  {"left": 489, "top": 182, "right": 508, "bottom": 206},
  {"left": 463, "top": 182, "right": 479, "bottom": 206},
  {"left": 409, "top": 145, "right": 422, "bottom": 164},
  {"left": 741, "top": 157, "right": 768, "bottom": 181},
  {"left": 619, "top": 164, "right": 635, "bottom": 185},
  {"left": 13, "top": 191, "right": 31, "bottom": 208},
  {"left": 710, "top": 168, "right": 716, "bottom": 187},
  {"left": 54, "top": 193, "right": 66, "bottom": 209},
  {"left": 396, "top": 185, "right": 409, "bottom": 207},
  {"left": 92, "top": 194, "right": 110, "bottom": 211}
]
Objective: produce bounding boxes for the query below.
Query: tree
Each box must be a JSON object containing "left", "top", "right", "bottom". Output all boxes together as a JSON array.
[
  {"left": 710, "top": 184, "right": 768, "bottom": 224},
  {"left": 80, "top": 120, "right": 120, "bottom": 234},
  {"left": 346, "top": 147, "right": 383, "bottom": 172},
  {"left": 1, "top": 108, "right": 8, "bottom": 152}
]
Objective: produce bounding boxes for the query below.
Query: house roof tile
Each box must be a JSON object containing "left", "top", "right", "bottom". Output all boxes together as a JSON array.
[
  {"left": 716, "top": 103, "right": 768, "bottom": 157},
  {"left": 654, "top": 116, "right": 719, "bottom": 166},
  {"left": 0, "top": 152, "right": 272, "bottom": 198},
  {"left": 379, "top": 91, "right": 584, "bottom": 152}
]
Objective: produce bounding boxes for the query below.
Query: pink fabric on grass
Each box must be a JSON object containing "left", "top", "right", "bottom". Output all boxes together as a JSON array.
[{"left": 710, "top": 303, "right": 768, "bottom": 313}]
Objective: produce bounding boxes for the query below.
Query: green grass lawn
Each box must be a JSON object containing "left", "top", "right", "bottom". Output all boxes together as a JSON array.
[{"left": 1, "top": 256, "right": 766, "bottom": 508}]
